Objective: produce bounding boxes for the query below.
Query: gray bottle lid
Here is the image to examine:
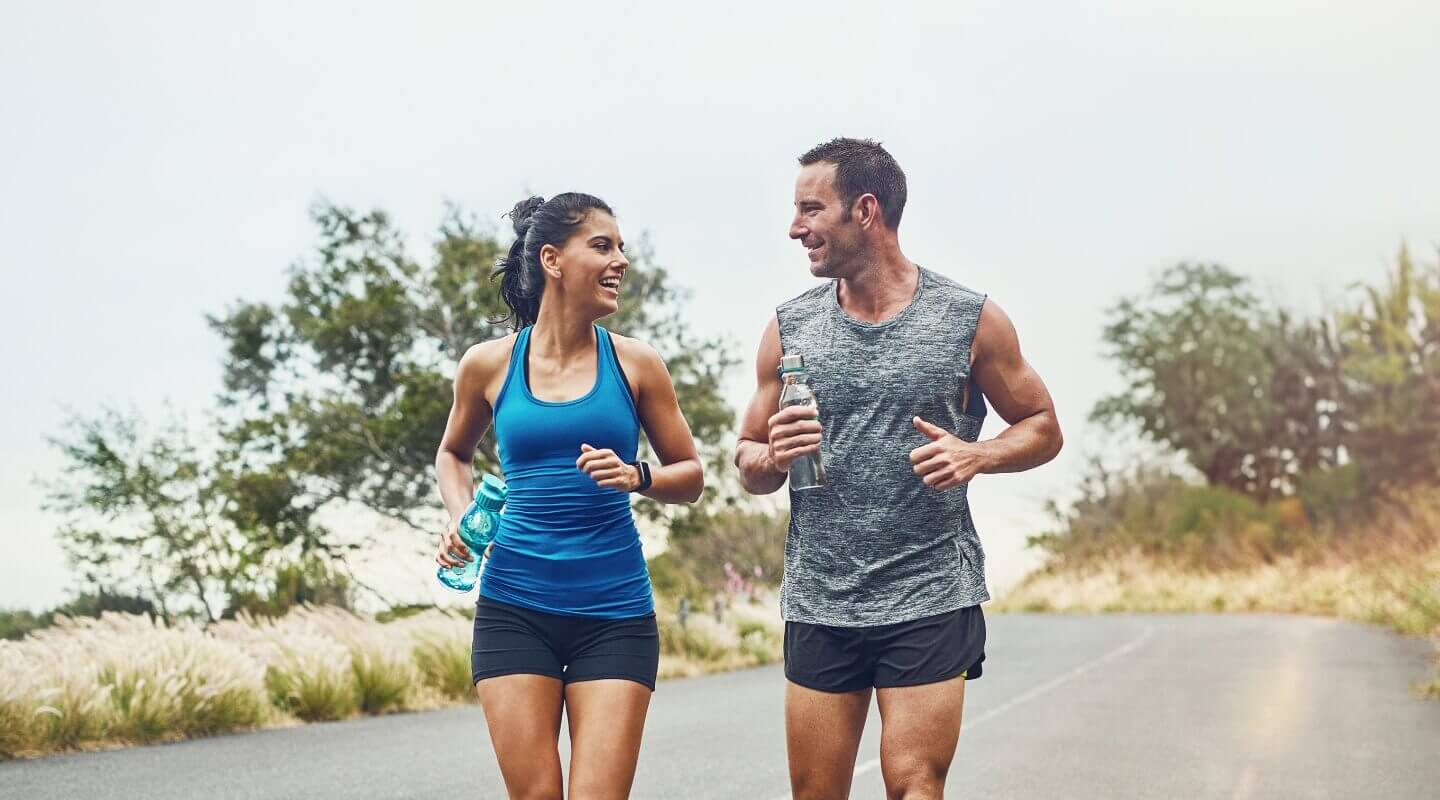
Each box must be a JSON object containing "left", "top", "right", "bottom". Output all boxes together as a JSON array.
[{"left": 780, "top": 354, "right": 806, "bottom": 372}]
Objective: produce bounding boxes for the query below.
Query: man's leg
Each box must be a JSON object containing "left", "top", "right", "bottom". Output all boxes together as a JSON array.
[
  {"left": 868, "top": 603, "right": 984, "bottom": 799},
  {"left": 786, "top": 681, "right": 873, "bottom": 800},
  {"left": 874, "top": 675, "right": 966, "bottom": 800}
]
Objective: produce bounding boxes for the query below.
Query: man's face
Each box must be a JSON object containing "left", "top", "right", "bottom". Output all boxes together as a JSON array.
[{"left": 790, "top": 162, "right": 861, "bottom": 279}]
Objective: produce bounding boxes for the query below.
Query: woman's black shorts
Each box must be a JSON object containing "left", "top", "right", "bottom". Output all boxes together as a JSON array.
[{"left": 471, "top": 596, "right": 660, "bottom": 691}]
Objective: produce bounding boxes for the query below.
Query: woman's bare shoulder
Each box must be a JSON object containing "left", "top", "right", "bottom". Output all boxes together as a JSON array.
[
  {"left": 458, "top": 332, "right": 520, "bottom": 383},
  {"left": 607, "top": 330, "right": 665, "bottom": 371}
]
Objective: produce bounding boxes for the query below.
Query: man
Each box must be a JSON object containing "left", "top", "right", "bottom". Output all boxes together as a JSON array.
[{"left": 735, "top": 138, "right": 1063, "bottom": 800}]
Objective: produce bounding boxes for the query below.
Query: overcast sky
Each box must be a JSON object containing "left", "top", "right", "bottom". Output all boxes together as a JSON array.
[{"left": 3, "top": 1, "right": 1439, "bottom": 610}]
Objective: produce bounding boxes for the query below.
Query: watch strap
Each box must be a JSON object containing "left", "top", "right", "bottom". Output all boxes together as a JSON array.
[{"left": 630, "top": 460, "right": 653, "bottom": 492}]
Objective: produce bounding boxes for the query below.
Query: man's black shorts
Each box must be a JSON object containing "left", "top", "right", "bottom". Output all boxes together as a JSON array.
[
  {"left": 784, "top": 604, "right": 986, "bottom": 693},
  {"left": 471, "top": 596, "right": 659, "bottom": 690}
]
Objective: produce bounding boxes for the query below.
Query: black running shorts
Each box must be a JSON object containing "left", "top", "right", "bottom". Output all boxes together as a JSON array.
[
  {"left": 471, "top": 596, "right": 659, "bottom": 690},
  {"left": 784, "top": 604, "right": 986, "bottom": 693}
]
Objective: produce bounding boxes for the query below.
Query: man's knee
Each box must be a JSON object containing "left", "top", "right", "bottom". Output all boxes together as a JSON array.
[
  {"left": 788, "top": 756, "right": 864, "bottom": 800},
  {"left": 883, "top": 754, "right": 948, "bottom": 800},
  {"left": 790, "top": 759, "right": 857, "bottom": 800}
]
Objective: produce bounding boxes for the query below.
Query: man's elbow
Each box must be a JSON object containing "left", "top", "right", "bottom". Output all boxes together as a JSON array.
[
  {"left": 1043, "top": 416, "right": 1064, "bottom": 464},
  {"left": 733, "top": 441, "right": 779, "bottom": 496},
  {"left": 738, "top": 469, "right": 782, "bottom": 496}
]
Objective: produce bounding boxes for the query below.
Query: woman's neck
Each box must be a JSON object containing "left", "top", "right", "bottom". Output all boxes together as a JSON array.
[{"left": 529, "top": 304, "right": 597, "bottom": 361}]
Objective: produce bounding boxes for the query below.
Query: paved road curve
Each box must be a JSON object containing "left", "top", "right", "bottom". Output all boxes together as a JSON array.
[{"left": 4, "top": 614, "right": 1437, "bottom": 799}]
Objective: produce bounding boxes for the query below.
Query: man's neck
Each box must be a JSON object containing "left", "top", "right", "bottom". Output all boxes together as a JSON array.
[{"left": 836, "top": 247, "right": 919, "bottom": 324}]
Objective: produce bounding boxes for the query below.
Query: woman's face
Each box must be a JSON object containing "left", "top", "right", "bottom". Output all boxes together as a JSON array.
[{"left": 544, "top": 210, "right": 628, "bottom": 318}]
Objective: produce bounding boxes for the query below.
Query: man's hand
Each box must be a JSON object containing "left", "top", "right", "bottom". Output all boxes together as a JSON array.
[
  {"left": 908, "top": 416, "right": 990, "bottom": 491},
  {"left": 767, "top": 406, "right": 823, "bottom": 473}
]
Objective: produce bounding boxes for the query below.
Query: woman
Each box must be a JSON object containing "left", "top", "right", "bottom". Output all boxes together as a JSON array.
[{"left": 435, "top": 193, "right": 704, "bottom": 799}]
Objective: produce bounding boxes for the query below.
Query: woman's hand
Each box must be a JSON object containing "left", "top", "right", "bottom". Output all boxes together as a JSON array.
[
  {"left": 576, "top": 443, "right": 639, "bottom": 492},
  {"left": 435, "top": 517, "right": 472, "bottom": 568}
]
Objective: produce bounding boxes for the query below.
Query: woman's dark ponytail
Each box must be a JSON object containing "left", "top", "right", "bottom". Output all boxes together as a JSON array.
[
  {"left": 492, "top": 192, "right": 614, "bottom": 331},
  {"left": 494, "top": 197, "right": 546, "bottom": 330}
]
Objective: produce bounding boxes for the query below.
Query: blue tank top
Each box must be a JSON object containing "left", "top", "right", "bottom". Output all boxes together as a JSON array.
[{"left": 478, "top": 324, "right": 653, "bottom": 618}]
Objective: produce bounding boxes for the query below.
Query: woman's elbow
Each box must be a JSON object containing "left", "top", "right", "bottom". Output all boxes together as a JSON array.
[
  {"left": 435, "top": 445, "right": 465, "bottom": 468},
  {"left": 685, "top": 461, "right": 705, "bottom": 503}
]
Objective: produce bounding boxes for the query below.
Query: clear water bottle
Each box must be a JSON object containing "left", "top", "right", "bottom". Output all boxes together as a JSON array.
[
  {"left": 436, "top": 474, "right": 508, "bottom": 593},
  {"left": 778, "top": 354, "right": 826, "bottom": 490}
]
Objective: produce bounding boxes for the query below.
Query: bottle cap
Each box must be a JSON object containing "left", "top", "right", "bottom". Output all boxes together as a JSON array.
[
  {"left": 475, "top": 474, "right": 507, "bottom": 510},
  {"left": 779, "top": 354, "right": 806, "bottom": 373}
]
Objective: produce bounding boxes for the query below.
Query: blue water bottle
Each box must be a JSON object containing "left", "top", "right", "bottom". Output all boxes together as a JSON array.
[{"left": 436, "top": 474, "right": 507, "bottom": 593}]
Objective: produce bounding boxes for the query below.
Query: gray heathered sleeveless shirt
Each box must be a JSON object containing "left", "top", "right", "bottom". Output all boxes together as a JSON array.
[{"left": 776, "top": 266, "right": 990, "bottom": 627}]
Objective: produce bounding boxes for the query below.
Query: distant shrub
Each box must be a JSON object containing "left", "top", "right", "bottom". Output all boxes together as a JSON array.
[{"left": 653, "top": 510, "right": 786, "bottom": 603}]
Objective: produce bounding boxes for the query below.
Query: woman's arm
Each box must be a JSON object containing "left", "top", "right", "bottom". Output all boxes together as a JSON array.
[
  {"left": 578, "top": 336, "right": 704, "bottom": 504},
  {"left": 434, "top": 339, "right": 508, "bottom": 567}
]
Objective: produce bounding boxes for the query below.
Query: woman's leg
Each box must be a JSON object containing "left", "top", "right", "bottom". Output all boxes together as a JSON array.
[
  {"left": 564, "top": 678, "right": 653, "bottom": 799},
  {"left": 476, "top": 674, "right": 566, "bottom": 800}
]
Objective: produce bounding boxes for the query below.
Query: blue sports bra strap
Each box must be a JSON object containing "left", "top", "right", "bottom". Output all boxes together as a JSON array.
[
  {"left": 494, "top": 325, "right": 532, "bottom": 411},
  {"left": 597, "top": 324, "right": 612, "bottom": 353},
  {"left": 596, "top": 325, "right": 639, "bottom": 416},
  {"left": 513, "top": 325, "right": 532, "bottom": 368}
]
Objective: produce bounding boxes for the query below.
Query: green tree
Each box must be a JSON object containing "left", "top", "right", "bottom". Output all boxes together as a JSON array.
[
  {"left": 41, "top": 408, "right": 261, "bottom": 621},
  {"left": 45, "top": 203, "right": 735, "bottom": 618},
  {"left": 207, "top": 202, "right": 736, "bottom": 554},
  {"left": 1094, "top": 264, "right": 1324, "bottom": 497},
  {"left": 1255, "top": 309, "right": 1346, "bottom": 490},
  {"left": 1337, "top": 246, "right": 1440, "bottom": 491}
]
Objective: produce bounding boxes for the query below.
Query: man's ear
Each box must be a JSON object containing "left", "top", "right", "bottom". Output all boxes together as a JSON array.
[{"left": 855, "top": 193, "right": 883, "bottom": 230}]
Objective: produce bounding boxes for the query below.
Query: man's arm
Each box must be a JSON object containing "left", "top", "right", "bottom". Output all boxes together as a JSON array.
[
  {"left": 735, "top": 317, "right": 822, "bottom": 495},
  {"left": 968, "top": 299, "right": 1063, "bottom": 472},
  {"left": 909, "top": 300, "right": 1062, "bottom": 489}
]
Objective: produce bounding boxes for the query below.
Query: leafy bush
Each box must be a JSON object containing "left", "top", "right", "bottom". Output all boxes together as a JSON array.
[
  {"left": 224, "top": 559, "right": 354, "bottom": 619},
  {"left": 652, "top": 510, "right": 786, "bottom": 603}
]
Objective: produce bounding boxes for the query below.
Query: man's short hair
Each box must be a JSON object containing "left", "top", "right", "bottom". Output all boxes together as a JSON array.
[{"left": 798, "top": 137, "right": 907, "bottom": 229}]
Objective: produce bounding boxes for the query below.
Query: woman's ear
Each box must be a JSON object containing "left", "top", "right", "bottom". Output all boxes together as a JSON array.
[{"left": 539, "top": 243, "right": 563, "bottom": 279}]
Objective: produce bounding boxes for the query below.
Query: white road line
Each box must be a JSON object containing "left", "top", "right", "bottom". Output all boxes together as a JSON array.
[
  {"left": 1231, "top": 764, "right": 1259, "bottom": 800},
  {"left": 767, "top": 622, "right": 1157, "bottom": 800}
]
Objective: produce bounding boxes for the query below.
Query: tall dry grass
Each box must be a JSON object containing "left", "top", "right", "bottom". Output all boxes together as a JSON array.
[
  {"left": 1, "top": 594, "right": 785, "bottom": 759},
  {"left": 0, "top": 606, "right": 473, "bottom": 759},
  {"left": 0, "top": 614, "right": 268, "bottom": 758}
]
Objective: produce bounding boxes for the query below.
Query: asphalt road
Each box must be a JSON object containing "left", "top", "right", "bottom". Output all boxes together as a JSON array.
[{"left": 3, "top": 613, "right": 1437, "bottom": 799}]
